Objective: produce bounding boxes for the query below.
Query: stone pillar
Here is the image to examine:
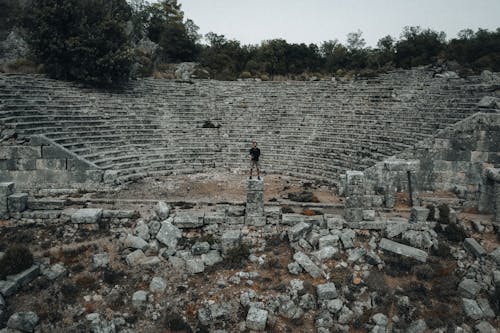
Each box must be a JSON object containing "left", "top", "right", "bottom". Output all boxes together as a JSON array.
[
  {"left": 0, "top": 182, "right": 15, "bottom": 219},
  {"left": 344, "top": 171, "right": 365, "bottom": 222},
  {"left": 246, "top": 178, "right": 265, "bottom": 226},
  {"left": 495, "top": 180, "right": 500, "bottom": 225},
  {"left": 484, "top": 168, "right": 500, "bottom": 228}
]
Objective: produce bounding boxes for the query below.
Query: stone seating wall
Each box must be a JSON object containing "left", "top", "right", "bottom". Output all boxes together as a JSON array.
[{"left": 0, "top": 69, "right": 498, "bottom": 187}]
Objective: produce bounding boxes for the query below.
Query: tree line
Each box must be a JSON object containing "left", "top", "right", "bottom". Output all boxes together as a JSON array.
[{"left": 4, "top": 0, "right": 500, "bottom": 86}]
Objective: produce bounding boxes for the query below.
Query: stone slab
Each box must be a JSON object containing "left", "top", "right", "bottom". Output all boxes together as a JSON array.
[
  {"left": 464, "top": 238, "right": 486, "bottom": 258},
  {"left": 7, "top": 193, "right": 28, "bottom": 213},
  {"left": 173, "top": 213, "right": 204, "bottom": 229},
  {"left": 317, "top": 283, "right": 338, "bottom": 300},
  {"left": 6, "top": 265, "right": 39, "bottom": 288},
  {"left": 221, "top": 230, "right": 241, "bottom": 254},
  {"left": 288, "top": 222, "right": 312, "bottom": 242},
  {"left": 379, "top": 238, "right": 428, "bottom": 262},
  {"left": 246, "top": 307, "right": 268, "bottom": 331},
  {"left": 409, "top": 206, "right": 429, "bottom": 223},
  {"left": 71, "top": 208, "right": 103, "bottom": 224},
  {"left": 293, "top": 251, "right": 322, "bottom": 278}
]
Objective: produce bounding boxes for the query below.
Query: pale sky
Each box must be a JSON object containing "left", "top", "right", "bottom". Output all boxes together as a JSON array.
[{"left": 179, "top": 0, "right": 500, "bottom": 46}]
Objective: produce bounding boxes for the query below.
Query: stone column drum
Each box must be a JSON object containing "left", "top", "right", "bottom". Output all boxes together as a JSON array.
[
  {"left": 246, "top": 178, "right": 265, "bottom": 226},
  {"left": 0, "top": 182, "right": 15, "bottom": 219}
]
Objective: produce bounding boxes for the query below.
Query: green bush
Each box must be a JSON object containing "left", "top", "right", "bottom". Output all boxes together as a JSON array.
[
  {"left": 224, "top": 243, "right": 250, "bottom": 269},
  {"left": 438, "top": 204, "right": 450, "bottom": 224},
  {"left": 0, "top": 245, "right": 34, "bottom": 279}
]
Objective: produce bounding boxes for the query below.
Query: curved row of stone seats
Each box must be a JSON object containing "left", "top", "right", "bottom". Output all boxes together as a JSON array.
[{"left": 1, "top": 70, "right": 498, "bottom": 183}]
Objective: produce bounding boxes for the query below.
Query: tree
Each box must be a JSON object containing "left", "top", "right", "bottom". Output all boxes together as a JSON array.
[
  {"left": 24, "top": 0, "right": 134, "bottom": 86},
  {"left": 347, "top": 30, "right": 366, "bottom": 51},
  {"left": 395, "top": 26, "right": 446, "bottom": 68}
]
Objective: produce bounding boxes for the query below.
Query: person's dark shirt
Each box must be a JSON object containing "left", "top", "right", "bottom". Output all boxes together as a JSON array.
[{"left": 250, "top": 147, "right": 261, "bottom": 161}]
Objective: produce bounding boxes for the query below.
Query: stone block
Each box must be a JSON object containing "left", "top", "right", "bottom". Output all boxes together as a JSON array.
[
  {"left": 6, "top": 311, "right": 39, "bottom": 332},
  {"left": 317, "top": 283, "right": 337, "bottom": 300},
  {"left": 6, "top": 265, "right": 39, "bottom": 288},
  {"left": 288, "top": 222, "right": 312, "bottom": 242},
  {"left": 325, "top": 214, "right": 345, "bottom": 229},
  {"left": 71, "top": 208, "right": 103, "bottom": 224},
  {"left": 103, "top": 170, "right": 118, "bottom": 184},
  {"left": 340, "top": 229, "right": 355, "bottom": 249},
  {"left": 0, "top": 280, "right": 18, "bottom": 297},
  {"left": 345, "top": 220, "right": 385, "bottom": 230},
  {"left": 173, "top": 212, "right": 204, "bottom": 228},
  {"left": 477, "top": 299, "right": 496, "bottom": 319},
  {"left": 312, "top": 246, "right": 338, "bottom": 261},
  {"left": 41, "top": 145, "right": 72, "bottom": 159},
  {"left": 35, "top": 159, "right": 66, "bottom": 170},
  {"left": 123, "top": 234, "right": 149, "bottom": 251},
  {"left": 464, "top": 238, "right": 486, "bottom": 258},
  {"left": 409, "top": 206, "right": 429, "bottom": 224},
  {"left": 156, "top": 221, "right": 181, "bottom": 248},
  {"left": 7, "top": 193, "right": 28, "bottom": 213},
  {"left": 247, "top": 178, "right": 264, "bottom": 191},
  {"left": 201, "top": 250, "right": 223, "bottom": 266},
  {"left": 0, "top": 146, "right": 41, "bottom": 159},
  {"left": 293, "top": 252, "right": 322, "bottom": 278},
  {"left": 245, "top": 215, "right": 266, "bottom": 227},
  {"left": 475, "top": 321, "right": 498, "bottom": 333},
  {"left": 379, "top": 238, "right": 428, "bottom": 262},
  {"left": 345, "top": 208, "right": 363, "bottom": 222},
  {"left": 318, "top": 234, "right": 339, "bottom": 249},
  {"left": 458, "top": 278, "right": 481, "bottom": 298},
  {"left": 132, "top": 290, "right": 148, "bottom": 309},
  {"left": 246, "top": 307, "right": 268, "bottom": 331},
  {"left": 0, "top": 182, "right": 15, "bottom": 196},
  {"left": 462, "top": 298, "right": 484, "bottom": 320},
  {"left": 282, "top": 214, "right": 305, "bottom": 226},
  {"left": 92, "top": 253, "right": 109, "bottom": 268},
  {"left": 345, "top": 171, "right": 365, "bottom": 196},
  {"left": 27, "top": 199, "right": 65, "bottom": 210},
  {"left": 221, "top": 230, "right": 241, "bottom": 254},
  {"left": 154, "top": 201, "right": 170, "bottom": 220},
  {"left": 186, "top": 259, "right": 205, "bottom": 274},
  {"left": 126, "top": 249, "right": 146, "bottom": 266},
  {"left": 489, "top": 247, "right": 500, "bottom": 265},
  {"left": 362, "top": 210, "right": 375, "bottom": 221},
  {"left": 204, "top": 212, "right": 226, "bottom": 224}
]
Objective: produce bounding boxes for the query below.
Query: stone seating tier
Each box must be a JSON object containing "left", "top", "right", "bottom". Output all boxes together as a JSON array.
[{"left": 1, "top": 69, "right": 497, "bottom": 183}]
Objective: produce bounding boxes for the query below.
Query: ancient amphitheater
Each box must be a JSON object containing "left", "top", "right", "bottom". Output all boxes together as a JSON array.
[{"left": 0, "top": 69, "right": 499, "bottom": 332}]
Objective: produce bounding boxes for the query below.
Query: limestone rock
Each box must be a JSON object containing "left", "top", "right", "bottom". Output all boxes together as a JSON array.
[
  {"left": 132, "top": 290, "right": 148, "bottom": 309},
  {"left": 71, "top": 208, "right": 103, "bottom": 224},
  {"left": 7, "top": 312, "right": 39, "bottom": 332},
  {"left": 186, "top": 259, "right": 205, "bottom": 274},
  {"left": 154, "top": 201, "right": 170, "bottom": 220},
  {"left": 173, "top": 212, "right": 204, "bottom": 229},
  {"left": 379, "top": 238, "right": 428, "bottom": 262},
  {"left": 317, "top": 283, "right": 337, "bottom": 300},
  {"left": 293, "top": 252, "right": 322, "bottom": 278},
  {"left": 221, "top": 230, "right": 241, "bottom": 254},
  {"left": 156, "top": 221, "right": 181, "bottom": 248},
  {"left": 149, "top": 277, "right": 167, "bottom": 293},
  {"left": 288, "top": 222, "right": 312, "bottom": 242},
  {"left": 123, "top": 234, "right": 148, "bottom": 251},
  {"left": 246, "top": 307, "right": 268, "bottom": 331},
  {"left": 464, "top": 238, "right": 486, "bottom": 258},
  {"left": 462, "top": 298, "right": 484, "bottom": 320},
  {"left": 475, "top": 321, "right": 498, "bottom": 333},
  {"left": 458, "top": 278, "right": 481, "bottom": 298}
]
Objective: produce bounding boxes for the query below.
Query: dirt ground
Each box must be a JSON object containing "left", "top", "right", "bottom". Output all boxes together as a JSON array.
[{"left": 94, "top": 173, "right": 342, "bottom": 205}]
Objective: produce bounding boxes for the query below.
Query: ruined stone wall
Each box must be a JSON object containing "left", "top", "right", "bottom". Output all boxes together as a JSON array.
[
  {"left": 364, "top": 112, "right": 500, "bottom": 210},
  {"left": 1, "top": 69, "right": 499, "bottom": 187},
  {"left": 0, "top": 135, "right": 104, "bottom": 191}
]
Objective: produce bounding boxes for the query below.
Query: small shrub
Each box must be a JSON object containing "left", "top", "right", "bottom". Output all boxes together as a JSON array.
[
  {"left": 201, "top": 120, "right": 220, "bottom": 128},
  {"left": 301, "top": 208, "right": 316, "bottom": 216},
  {"left": 240, "top": 71, "right": 252, "bottom": 79},
  {"left": 383, "top": 253, "right": 419, "bottom": 277},
  {"left": 0, "top": 245, "right": 34, "bottom": 279},
  {"left": 443, "top": 223, "right": 467, "bottom": 242},
  {"left": 365, "top": 270, "right": 389, "bottom": 294},
  {"left": 402, "top": 281, "right": 429, "bottom": 302},
  {"left": 75, "top": 274, "right": 98, "bottom": 290},
  {"left": 412, "top": 264, "right": 436, "bottom": 280},
  {"left": 61, "top": 283, "right": 80, "bottom": 303},
  {"left": 426, "top": 205, "right": 436, "bottom": 221},
  {"left": 330, "top": 267, "right": 351, "bottom": 285},
  {"left": 288, "top": 191, "right": 319, "bottom": 203},
  {"left": 281, "top": 205, "right": 294, "bottom": 214},
  {"left": 431, "top": 276, "right": 460, "bottom": 301},
  {"left": 102, "top": 268, "right": 124, "bottom": 285},
  {"left": 224, "top": 244, "right": 250, "bottom": 269},
  {"left": 165, "top": 312, "right": 192, "bottom": 332},
  {"left": 432, "top": 242, "right": 452, "bottom": 258},
  {"left": 438, "top": 204, "right": 450, "bottom": 224}
]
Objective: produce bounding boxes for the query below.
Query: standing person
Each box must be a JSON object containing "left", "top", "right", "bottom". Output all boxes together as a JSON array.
[{"left": 249, "top": 141, "right": 261, "bottom": 180}]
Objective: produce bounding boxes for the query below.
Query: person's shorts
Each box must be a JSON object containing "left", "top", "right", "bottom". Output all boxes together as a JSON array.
[{"left": 250, "top": 159, "right": 260, "bottom": 169}]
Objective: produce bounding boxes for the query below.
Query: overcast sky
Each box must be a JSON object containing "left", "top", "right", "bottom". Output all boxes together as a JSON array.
[{"left": 179, "top": 0, "right": 500, "bottom": 46}]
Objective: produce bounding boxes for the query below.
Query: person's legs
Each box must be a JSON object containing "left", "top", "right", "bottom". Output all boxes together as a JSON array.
[
  {"left": 256, "top": 161, "right": 261, "bottom": 179},
  {"left": 249, "top": 160, "right": 254, "bottom": 179}
]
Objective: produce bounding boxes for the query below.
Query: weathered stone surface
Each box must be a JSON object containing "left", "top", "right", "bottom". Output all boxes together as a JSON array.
[
  {"left": 7, "top": 193, "right": 28, "bottom": 213},
  {"left": 288, "top": 262, "right": 302, "bottom": 275},
  {"left": 340, "top": 229, "right": 355, "bottom": 249},
  {"left": 362, "top": 210, "right": 375, "bottom": 221},
  {"left": 0, "top": 280, "right": 17, "bottom": 297},
  {"left": 458, "top": 278, "right": 481, "bottom": 298},
  {"left": 345, "top": 171, "right": 365, "bottom": 196},
  {"left": 221, "top": 230, "right": 241, "bottom": 254},
  {"left": 173, "top": 213, "right": 204, "bottom": 228},
  {"left": 132, "top": 290, "right": 148, "bottom": 309},
  {"left": 312, "top": 246, "right": 338, "bottom": 261},
  {"left": 7, "top": 312, "right": 39, "bottom": 332},
  {"left": 477, "top": 299, "right": 495, "bottom": 320},
  {"left": 288, "top": 222, "right": 312, "bottom": 242},
  {"left": 318, "top": 234, "right": 339, "bottom": 249},
  {"left": 154, "top": 201, "right": 170, "bottom": 220},
  {"left": 6, "top": 265, "right": 39, "bottom": 288},
  {"left": 71, "top": 208, "right": 103, "bottom": 224},
  {"left": 134, "top": 220, "right": 150, "bottom": 241},
  {"left": 149, "top": 277, "right": 167, "bottom": 293},
  {"left": 475, "top": 321, "right": 498, "bottom": 333},
  {"left": 186, "top": 259, "right": 205, "bottom": 274},
  {"left": 409, "top": 206, "right": 429, "bottom": 223},
  {"left": 123, "top": 234, "right": 149, "bottom": 251},
  {"left": 371, "top": 313, "right": 388, "bottom": 326},
  {"left": 293, "top": 252, "right": 322, "bottom": 278},
  {"left": 126, "top": 249, "right": 146, "bottom": 266},
  {"left": 325, "top": 214, "right": 345, "bottom": 229},
  {"left": 379, "top": 238, "right": 428, "bottom": 262},
  {"left": 326, "top": 299, "right": 343, "bottom": 313},
  {"left": 489, "top": 247, "right": 500, "bottom": 265},
  {"left": 92, "top": 253, "right": 109, "bottom": 268},
  {"left": 347, "top": 248, "right": 366, "bottom": 263},
  {"left": 462, "top": 298, "right": 484, "bottom": 320},
  {"left": 156, "top": 221, "right": 181, "bottom": 248},
  {"left": 282, "top": 214, "right": 305, "bottom": 226},
  {"left": 42, "top": 263, "right": 67, "bottom": 280},
  {"left": 317, "top": 283, "right": 337, "bottom": 300},
  {"left": 245, "top": 215, "right": 266, "bottom": 226},
  {"left": 385, "top": 218, "right": 408, "bottom": 238},
  {"left": 406, "top": 319, "right": 427, "bottom": 333},
  {"left": 464, "top": 238, "right": 486, "bottom": 258},
  {"left": 191, "top": 242, "right": 210, "bottom": 255},
  {"left": 344, "top": 208, "right": 363, "bottom": 222},
  {"left": 201, "top": 250, "right": 223, "bottom": 266},
  {"left": 246, "top": 307, "right": 268, "bottom": 331}
]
